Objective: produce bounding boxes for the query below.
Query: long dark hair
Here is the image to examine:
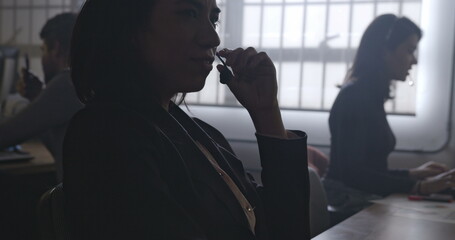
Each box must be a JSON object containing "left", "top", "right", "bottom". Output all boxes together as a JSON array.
[
  {"left": 346, "top": 14, "right": 422, "bottom": 98},
  {"left": 70, "top": 0, "right": 157, "bottom": 104}
]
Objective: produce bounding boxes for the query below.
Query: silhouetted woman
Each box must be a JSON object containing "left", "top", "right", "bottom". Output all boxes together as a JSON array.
[
  {"left": 327, "top": 14, "right": 455, "bottom": 198},
  {"left": 63, "top": 0, "right": 310, "bottom": 239}
]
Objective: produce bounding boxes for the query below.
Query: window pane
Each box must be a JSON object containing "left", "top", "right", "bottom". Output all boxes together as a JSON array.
[
  {"left": 31, "top": 9, "right": 46, "bottom": 44},
  {"left": 305, "top": 5, "right": 326, "bottom": 48},
  {"left": 261, "top": 6, "right": 282, "bottom": 48},
  {"left": 17, "top": 0, "right": 30, "bottom": 7},
  {"left": 49, "top": 0, "right": 64, "bottom": 5},
  {"left": 279, "top": 62, "right": 301, "bottom": 108},
  {"left": 283, "top": 5, "right": 304, "bottom": 48},
  {"left": 350, "top": 3, "right": 374, "bottom": 48},
  {"left": 49, "top": 8, "right": 65, "bottom": 19},
  {"left": 242, "top": 6, "right": 261, "bottom": 47},
  {"left": 185, "top": 92, "right": 199, "bottom": 103},
  {"left": 301, "top": 62, "right": 323, "bottom": 109},
  {"left": 327, "top": 4, "right": 350, "bottom": 48},
  {"left": 2, "top": 0, "right": 14, "bottom": 6},
  {"left": 245, "top": 0, "right": 262, "bottom": 3},
  {"left": 33, "top": 0, "right": 47, "bottom": 6},
  {"left": 402, "top": 2, "right": 421, "bottom": 25},
  {"left": 16, "top": 9, "right": 31, "bottom": 44},
  {"left": 1, "top": 10, "right": 14, "bottom": 43},
  {"left": 376, "top": 3, "right": 399, "bottom": 16}
]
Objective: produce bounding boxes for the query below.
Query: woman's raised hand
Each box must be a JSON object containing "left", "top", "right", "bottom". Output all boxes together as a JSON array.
[
  {"left": 217, "top": 47, "right": 287, "bottom": 138},
  {"left": 217, "top": 47, "right": 278, "bottom": 112}
]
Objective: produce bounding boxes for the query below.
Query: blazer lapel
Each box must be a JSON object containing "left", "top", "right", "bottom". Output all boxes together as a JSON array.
[{"left": 150, "top": 105, "right": 252, "bottom": 231}]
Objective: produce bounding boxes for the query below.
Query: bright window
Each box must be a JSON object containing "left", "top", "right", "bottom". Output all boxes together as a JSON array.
[{"left": 187, "top": 0, "right": 422, "bottom": 114}]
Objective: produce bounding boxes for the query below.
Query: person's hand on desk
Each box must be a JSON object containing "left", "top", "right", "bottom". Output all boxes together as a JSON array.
[
  {"left": 415, "top": 169, "right": 455, "bottom": 195},
  {"left": 409, "top": 161, "right": 449, "bottom": 180}
]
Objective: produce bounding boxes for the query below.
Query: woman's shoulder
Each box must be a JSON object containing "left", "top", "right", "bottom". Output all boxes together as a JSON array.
[
  {"left": 69, "top": 101, "right": 159, "bottom": 138},
  {"left": 339, "top": 81, "right": 369, "bottom": 99},
  {"left": 336, "top": 81, "right": 374, "bottom": 107}
]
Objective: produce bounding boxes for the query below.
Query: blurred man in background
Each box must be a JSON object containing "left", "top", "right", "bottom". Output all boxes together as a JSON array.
[
  {"left": 0, "top": 12, "right": 83, "bottom": 181},
  {"left": 0, "top": 12, "right": 82, "bottom": 240}
]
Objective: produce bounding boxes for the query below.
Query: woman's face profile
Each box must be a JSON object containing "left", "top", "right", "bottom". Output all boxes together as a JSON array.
[
  {"left": 384, "top": 34, "right": 419, "bottom": 81},
  {"left": 141, "top": 0, "right": 221, "bottom": 100}
]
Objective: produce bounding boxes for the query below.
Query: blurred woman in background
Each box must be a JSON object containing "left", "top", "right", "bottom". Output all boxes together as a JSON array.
[{"left": 326, "top": 14, "right": 455, "bottom": 203}]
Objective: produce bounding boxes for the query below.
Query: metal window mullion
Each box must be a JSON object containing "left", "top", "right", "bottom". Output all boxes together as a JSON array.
[
  {"left": 298, "top": 0, "right": 308, "bottom": 108},
  {"left": 277, "top": 0, "right": 285, "bottom": 104},
  {"left": 373, "top": 0, "right": 378, "bottom": 16},
  {"left": 258, "top": 0, "right": 264, "bottom": 49},
  {"left": 346, "top": 0, "right": 354, "bottom": 71},
  {"left": 320, "top": 0, "right": 331, "bottom": 109},
  {"left": 390, "top": 0, "right": 405, "bottom": 113}
]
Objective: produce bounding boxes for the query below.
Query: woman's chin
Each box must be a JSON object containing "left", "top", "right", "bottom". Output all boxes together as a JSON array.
[{"left": 183, "top": 79, "right": 207, "bottom": 93}]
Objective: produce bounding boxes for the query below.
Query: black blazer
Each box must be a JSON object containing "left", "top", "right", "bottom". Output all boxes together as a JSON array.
[
  {"left": 63, "top": 100, "right": 310, "bottom": 240},
  {"left": 327, "top": 81, "right": 415, "bottom": 195}
]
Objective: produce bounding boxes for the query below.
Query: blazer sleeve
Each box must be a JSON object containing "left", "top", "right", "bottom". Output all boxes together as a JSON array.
[
  {"left": 255, "top": 131, "right": 310, "bottom": 240},
  {"left": 63, "top": 105, "right": 206, "bottom": 240}
]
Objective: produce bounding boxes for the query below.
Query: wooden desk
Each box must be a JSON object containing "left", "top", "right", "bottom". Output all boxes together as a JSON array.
[
  {"left": 313, "top": 195, "right": 455, "bottom": 240},
  {"left": 0, "top": 141, "right": 55, "bottom": 175}
]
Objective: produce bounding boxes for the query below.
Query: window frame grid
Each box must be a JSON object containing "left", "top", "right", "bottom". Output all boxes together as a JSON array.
[{"left": 185, "top": 0, "right": 421, "bottom": 115}]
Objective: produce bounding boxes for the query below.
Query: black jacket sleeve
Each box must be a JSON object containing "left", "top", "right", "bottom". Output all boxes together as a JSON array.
[{"left": 256, "top": 132, "right": 310, "bottom": 240}]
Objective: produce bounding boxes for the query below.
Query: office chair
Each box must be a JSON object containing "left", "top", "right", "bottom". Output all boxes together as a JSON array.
[
  {"left": 37, "top": 183, "right": 69, "bottom": 240},
  {"left": 308, "top": 167, "right": 330, "bottom": 237}
]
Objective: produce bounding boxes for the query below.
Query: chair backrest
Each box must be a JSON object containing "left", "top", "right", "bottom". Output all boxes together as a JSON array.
[
  {"left": 308, "top": 167, "right": 330, "bottom": 237},
  {"left": 37, "top": 183, "right": 68, "bottom": 240}
]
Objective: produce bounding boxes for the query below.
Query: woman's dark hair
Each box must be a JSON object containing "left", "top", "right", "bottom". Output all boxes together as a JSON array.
[
  {"left": 70, "top": 0, "right": 157, "bottom": 104},
  {"left": 346, "top": 14, "right": 422, "bottom": 97}
]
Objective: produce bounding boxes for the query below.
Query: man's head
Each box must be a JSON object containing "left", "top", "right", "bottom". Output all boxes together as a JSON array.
[{"left": 40, "top": 12, "right": 77, "bottom": 84}]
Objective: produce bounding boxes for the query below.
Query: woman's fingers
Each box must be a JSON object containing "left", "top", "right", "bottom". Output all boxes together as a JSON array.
[
  {"left": 219, "top": 47, "right": 258, "bottom": 77},
  {"left": 232, "top": 47, "right": 257, "bottom": 74}
]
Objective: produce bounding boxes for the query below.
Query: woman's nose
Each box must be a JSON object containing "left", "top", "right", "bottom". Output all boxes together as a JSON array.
[{"left": 198, "top": 21, "right": 221, "bottom": 49}]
